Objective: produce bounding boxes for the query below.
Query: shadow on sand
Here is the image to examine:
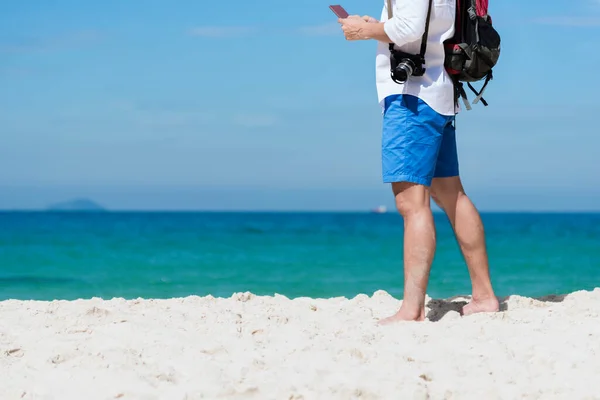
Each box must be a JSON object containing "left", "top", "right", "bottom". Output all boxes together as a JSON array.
[{"left": 425, "top": 293, "right": 568, "bottom": 322}]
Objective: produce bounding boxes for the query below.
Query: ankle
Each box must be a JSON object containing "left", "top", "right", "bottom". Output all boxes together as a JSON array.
[
  {"left": 471, "top": 282, "right": 496, "bottom": 300},
  {"left": 399, "top": 302, "right": 425, "bottom": 318},
  {"left": 472, "top": 292, "right": 497, "bottom": 303}
]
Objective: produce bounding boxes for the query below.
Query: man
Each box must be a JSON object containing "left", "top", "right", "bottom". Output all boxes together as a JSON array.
[{"left": 338, "top": 0, "right": 499, "bottom": 322}]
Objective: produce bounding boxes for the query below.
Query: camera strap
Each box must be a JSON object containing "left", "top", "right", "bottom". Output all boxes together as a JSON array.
[{"left": 386, "top": 0, "right": 433, "bottom": 58}]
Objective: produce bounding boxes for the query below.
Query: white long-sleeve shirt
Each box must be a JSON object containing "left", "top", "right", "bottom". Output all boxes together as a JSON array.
[{"left": 375, "top": 0, "right": 457, "bottom": 116}]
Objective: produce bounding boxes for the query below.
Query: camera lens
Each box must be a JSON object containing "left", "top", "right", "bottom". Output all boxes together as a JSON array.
[{"left": 393, "top": 59, "right": 415, "bottom": 83}]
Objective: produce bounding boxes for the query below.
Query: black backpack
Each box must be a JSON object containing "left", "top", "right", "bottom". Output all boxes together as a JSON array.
[{"left": 444, "top": 0, "right": 501, "bottom": 110}]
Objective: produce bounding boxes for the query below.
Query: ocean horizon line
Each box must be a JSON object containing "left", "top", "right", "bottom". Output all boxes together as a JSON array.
[{"left": 1, "top": 209, "right": 599, "bottom": 214}]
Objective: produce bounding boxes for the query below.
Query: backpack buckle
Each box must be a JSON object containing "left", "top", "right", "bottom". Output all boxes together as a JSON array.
[{"left": 468, "top": 7, "right": 477, "bottom": 20}]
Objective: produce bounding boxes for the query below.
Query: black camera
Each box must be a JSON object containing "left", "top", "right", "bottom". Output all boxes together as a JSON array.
[{"left": 389, "top": 44, "right": 426, "bottom": 84}]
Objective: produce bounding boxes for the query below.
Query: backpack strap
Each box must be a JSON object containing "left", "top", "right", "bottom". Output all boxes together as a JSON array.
[
  {"left": 454, "top": 76, "right": 491, "bottom": 110},
  {"left": 451, "top": 75, "right": 472, "bottom": 111},
  {"left": 457, "top": 82, "right": 472, "bottom": 110},
  {"left": 470, "top": 71, "right": 492, "bottom": 105}
]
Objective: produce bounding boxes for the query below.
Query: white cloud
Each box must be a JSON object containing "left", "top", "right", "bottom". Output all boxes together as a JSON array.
[
  {"left": 297, "top": 22, "right": 341, "bottom": 36},
  {"left": 187, "top": 26, "right": 256, "bottom": 38},
  {"left": 533, "top": 16, "right": 600, "bottom": 26},
  {"left": 187, "top": 22, "right": 345, "bottom": 38},
  {"left": 233, "top": 113, "right": 279, "bottom": 128},
  {"left": 0, "top": 67, "right": 32, "bottom": 76},
  {"left": 0, "top": 30, "right": 102, "bottom": 53}
]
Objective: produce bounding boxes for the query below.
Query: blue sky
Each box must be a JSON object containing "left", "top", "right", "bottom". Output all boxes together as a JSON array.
[{"left": 1, "top": 0, "right": 599, "bottom": 211}]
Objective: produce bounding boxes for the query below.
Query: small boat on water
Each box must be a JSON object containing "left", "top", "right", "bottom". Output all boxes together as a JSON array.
[{"left": 370, "top": 205, "right": 387, "bottom": 214}]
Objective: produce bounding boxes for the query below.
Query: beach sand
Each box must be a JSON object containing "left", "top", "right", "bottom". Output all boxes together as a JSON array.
[{"left": 2, "top": 289, "right": 600, "bottom": 400}]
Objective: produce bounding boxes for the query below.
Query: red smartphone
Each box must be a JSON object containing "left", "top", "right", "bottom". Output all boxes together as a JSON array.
[{"left": 329, "top": 5, "right": 349, "bottom": 18}]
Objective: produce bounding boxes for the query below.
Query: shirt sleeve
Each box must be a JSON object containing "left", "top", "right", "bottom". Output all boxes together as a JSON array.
[{"left": 383, "top": 0, "right": 429, "bottom": 47}]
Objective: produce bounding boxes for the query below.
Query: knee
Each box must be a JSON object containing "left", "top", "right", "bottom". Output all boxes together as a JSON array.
[
  {"left": 392, "top": 182, "right": 431, "bottom": 217},
  {"left": 430, "top": 190, "right": 444, "bottom": 210},
  {"left": 430, "top": 177, "right": 466, "bottom": 210},
  {"left": 395, "top": 193, "right": 431, "bottom": 217},
  {"left": 430, "top": 188, "right": 466, "bottom": 212}
]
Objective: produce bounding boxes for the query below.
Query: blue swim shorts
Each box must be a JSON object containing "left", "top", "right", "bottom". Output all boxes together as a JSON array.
[{"left": 382, "top": 94, "right": 459, "bottom": 186}]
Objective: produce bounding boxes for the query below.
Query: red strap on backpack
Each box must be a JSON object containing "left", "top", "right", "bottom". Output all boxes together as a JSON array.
[{"left": 477, "top": 0, "right": 488, "bottom": 17}]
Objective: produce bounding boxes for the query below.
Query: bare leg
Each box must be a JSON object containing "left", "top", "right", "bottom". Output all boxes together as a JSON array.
[
  {"left": 430, "top": 177, "right": 499, "bottom": 315},
  {"left": 379, "top": 182, "right": 435, "bottom": 324}
]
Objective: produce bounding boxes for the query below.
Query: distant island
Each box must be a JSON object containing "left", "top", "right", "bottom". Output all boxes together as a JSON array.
[{"left": 47, "top": 198, "right": 107, "bottom": 212}]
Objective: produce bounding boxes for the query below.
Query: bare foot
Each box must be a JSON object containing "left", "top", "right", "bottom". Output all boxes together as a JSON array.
[
  {"left": 462, "top": 296, "right": 499, "bottom": 316},
  {"left": 378, "top": 307, "right": 426, "bottom": 325}
]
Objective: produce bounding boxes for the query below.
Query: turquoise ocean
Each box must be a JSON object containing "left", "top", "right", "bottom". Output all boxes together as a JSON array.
[{"left": 0, "top": 212, "right": 598, "bottom": 301}]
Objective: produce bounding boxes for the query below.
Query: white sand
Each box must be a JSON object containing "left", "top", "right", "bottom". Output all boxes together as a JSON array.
[{"left": 2, "top": 289, "right": 600, "bottom": 400}]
